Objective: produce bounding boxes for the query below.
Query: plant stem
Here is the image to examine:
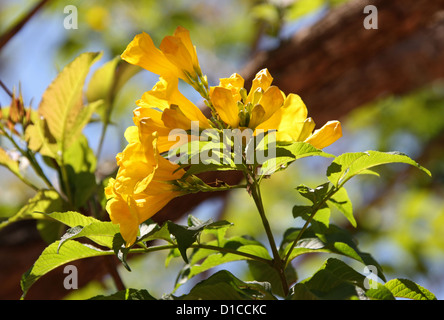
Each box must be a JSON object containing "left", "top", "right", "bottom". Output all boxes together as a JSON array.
[
  {"left": 248, "top": 172, "right": 289, "bottom": 296},
  {"left": 0, "top": 125, "right": 55, "bottom": 190},
  {"left": 131, "top": 243, "right": 273, "bottom": 265},
  {"left": 283, "top": 187, "right": 339, "bottom": 267}
]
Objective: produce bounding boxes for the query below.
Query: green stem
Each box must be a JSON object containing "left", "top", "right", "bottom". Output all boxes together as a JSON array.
[
  {"left": 59, "top": 156, "right": 74, "bottom": 206},
  {"left": 0, "top": 125, "right": 54, "bottom": 190},
  {"left": 248, "top": 172, "right": 289, "bottom": 296},
  {"left": 130, "top": 243, "right": 273, "bottom": 265},
  {"left": 14, "top": 172, "right": 39, "bottom": 191},
  {"left": 283, "top": 187, "right": 339, "bottom": 267}
]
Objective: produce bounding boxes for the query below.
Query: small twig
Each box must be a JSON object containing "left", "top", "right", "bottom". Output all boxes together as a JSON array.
[
  {"left": 0, "top": 79, "right": 13, "bottom": 98},
  {"left": 0, "top": 0, "right": 51, "bottom": 50}
]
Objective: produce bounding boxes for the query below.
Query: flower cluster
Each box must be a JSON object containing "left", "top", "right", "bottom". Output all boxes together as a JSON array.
[{"left": 106, "top": 26, "right": 342, "bottom": 246}]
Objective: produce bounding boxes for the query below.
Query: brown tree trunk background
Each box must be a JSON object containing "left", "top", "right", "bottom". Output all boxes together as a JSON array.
[{"left": 2, "top": 0, "right": 444, "bottom": 300}]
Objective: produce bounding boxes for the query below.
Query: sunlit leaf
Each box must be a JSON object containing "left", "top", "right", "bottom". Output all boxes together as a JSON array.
[
  {"left": 259, "top": 142, "right": 334, "bottom": 176},
  {"left": 327, "top": 151, "right": 431, "bottom": 187},
  {"left": 25, "top": 52, "right": 102, "bottom": 160},
  {"left": 327, "top": 186, "right": 356, "bottom": 227},
  {"left": 383, "top": 278, "right": 436, "bottom": 300},
  {"left": 0, "top": 190, "right": 65, "bottom": 230},
  {"left": 248, "top": 260, "right": 297, "bottom": 297},
  {"left": 176, "top": 270, "right": 276, "bottom": 300},
  {"left": 0, "top": 146, "right": 19, "bottom": 175},
  {"left": 289, "top": 258, "right": 367, "bottom": 300},
  {"left": 21, "top": 240, "right": 112, "bottom": 298}
]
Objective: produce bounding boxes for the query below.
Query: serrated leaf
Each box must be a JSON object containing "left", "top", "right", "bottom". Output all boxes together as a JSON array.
[
  {"left": 48, "top": 211, "right": 119, "bottom": 249},
  {"left": 86, "top": 58, "right": 140, "bottom": 122},
  {"left": 177, "top": 270, "right": 276, "bottom": 300},
  {"left": 365, "top": 284, "right": 396, "bottom": 300},
  {"left": 112, "top": 232, "right": 132, "bottom": 271},
  {"left": 62, "top": 136, "right": 97, "bottom": 208},
  {"left": 167, "top": 220, "right": 210, "bottom": 263},
  {"left": 174, "top": 236, "right": 271, "bottom": 292},
  {"left": 39, "top": 52, "right": 102, "bottom": 146},
  {"left": 327, "top": 151, "right": 431, "bottom": 187},
  {"left": 289, "top": 258, "right": 367, "bottom": 300},
  {"left": 21, "top": 240, "right": 112, "bottom": 298},
  {"left": 296, "top": 183, "right": 330, "bottom": 204},
  {"left": 0, "top": 147, "right": 19, "bottom": 175},
  {"left": 327, "top": 187, "right": 356, "bottom": 227},
  {"left": 48, "top": 211, "right": 102, "bottom": 228},
  {"left": 259, "top": 142, "right": 335, "bottom": 176},
  {"left": 384, "top": 278, "right": 436, "bottom": 300},
  {"left": 26, "top": 52, "right": 102, "bottom": 160},
  {"left": 58, "top": 221, "right": 120, "bottom": 251},
  {"left": 248, "top": 260, "right": 297, "bottom": 297},
  {"left": 281, "top": 225, "right": 385, "bottom": 281},
  {"left": 138, "top": 221, "right": 174, "bottom": 244}
]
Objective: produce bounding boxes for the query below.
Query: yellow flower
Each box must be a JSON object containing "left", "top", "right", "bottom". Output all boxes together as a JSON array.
[
  {"left": 210, "top": 68, "right": 342, "bottom": 149},
  {"left": 105, "top": 127, "right": 185, "bottom": 246},
  {"left": 121, "top": 26, "right": 202, "bottom": 84},
  {"left": 133, "top": 76, "right": 211, "bottom": 153}
]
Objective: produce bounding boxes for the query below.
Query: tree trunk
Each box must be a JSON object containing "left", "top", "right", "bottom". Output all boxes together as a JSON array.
[{"left": 242, "top": 0, "right": 444, "bottom": 125}]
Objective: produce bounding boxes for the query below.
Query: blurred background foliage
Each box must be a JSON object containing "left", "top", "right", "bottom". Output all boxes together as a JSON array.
[{"left": 0, "top": 0, "right": 443, "bottom": 299}]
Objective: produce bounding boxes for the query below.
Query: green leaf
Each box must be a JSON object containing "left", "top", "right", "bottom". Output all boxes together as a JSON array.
[
  {"left": 259, "top": 142, "right": 335, "bottom": 176},
  {"left": 86, "top": 58, "right": 140, "bottom": 122},
  {"left": 167, "top": 218, "right": 213, "bottom": 263},
  {"left": 48, "top": 210, "right": 101, "bottom": 228},
  {"left": 138, "top": 220, "right": 174, "bottom": 244},
  {"left": 296, "top": 183, "right": 330, "bottom": 204},
  {"left": 166, "top": 216, "right": 232, "bottom": 263},
  {"left": 48, "top": 211, "right": 119, "bottom": 250},
  {"left": 25, "top": 52, "right": 102, "bottom": 160},
  {"left": 365, "top": 284, "right": 396, "bottom": 300},
  {"left": 90, "top": 288, "right": 156, "bottom": 300},
  {"left": 0, "top": 189, "right": 65, "bottom": 230},
  {"left": 0, "top": 146, "right": 19, "bottom": 175},
  {"left": 293, "top": 183, "right": 332, "bottom": 229},
  {"left": 21, "top": 240, "right": 112, "bottom": 298},
  {"left": 112, "top": 232, "right": 132, "bottom": 271},
  {"left": 327, "top": 187, "right": 356, "bottom": 227},
  {"left": 58, "top": 221, "right": 120, "bottom": 251},
  {"left": 281, "top": 225, "right": 385, "bottom": 281},
  {"left": 63, "top": 136, "right": 97, "bottom": 208},
  {"left": 288, "top": 258, "right": 367, "bottom": 300},
  {"left": 248, "top": 260, "right": 297, "bottom": 297},
  {"left": 327, "top": 151, "right": 431, "bottom": 187},
  {"left": 383, "top": 278, "right": 436, "bottom": 300},
  {"left": 176, "top": 270, "right": 276, "bottom": 300},
  {"left": 175, "top": 235, "right": 271, "bottom": 291}
]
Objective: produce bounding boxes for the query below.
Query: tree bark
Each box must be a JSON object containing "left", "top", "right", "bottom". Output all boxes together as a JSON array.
[{"left": 241, "top": 0, "right": 444, "bottom": 125}]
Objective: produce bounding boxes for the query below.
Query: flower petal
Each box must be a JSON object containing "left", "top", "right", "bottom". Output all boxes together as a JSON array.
[
  {"left": 121, "top": 32, "right": 180, "bottom": 79},
  {"left": 304, "top": 120, "right": 342, "bottom": 149},
  {"left": 210, "top": 86, "right": 240, "bottom": 127}
]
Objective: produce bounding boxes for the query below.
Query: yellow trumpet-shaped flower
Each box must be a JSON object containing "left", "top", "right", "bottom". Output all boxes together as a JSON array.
[
  {"left": 121, "top": 26, "right": 202, "bottom": 85},
  {"left": 133, "top": 76, "right": 211, "bottom": 153},
  {"left": 105, "top": 128, "right": 185, "bottom": 246},
  {"left": 209, "top": 68, "right": 342, "bottom": 149}
]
